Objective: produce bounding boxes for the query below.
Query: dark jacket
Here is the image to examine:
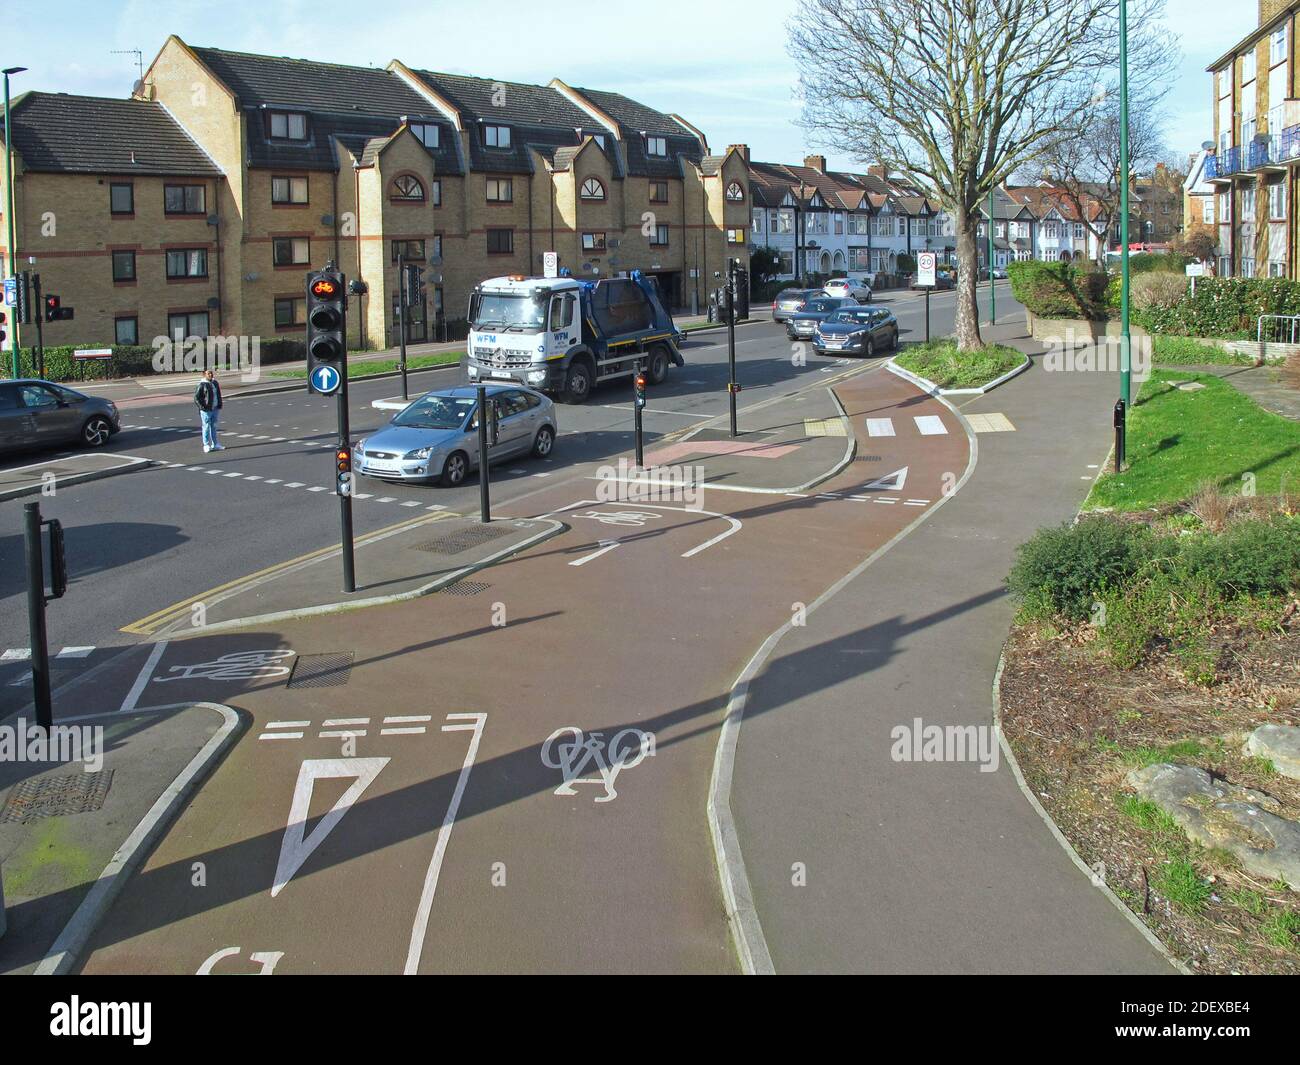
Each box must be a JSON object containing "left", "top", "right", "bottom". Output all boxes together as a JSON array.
[{"left": 194, "top": 378, "right": 223, "bottom": 412}]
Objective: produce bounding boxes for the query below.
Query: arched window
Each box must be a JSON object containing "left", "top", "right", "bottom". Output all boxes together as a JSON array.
[
  {"left": 390, "top": 174, "right": 425, "bottom": 203},
  {"left": 580, "top": 177, "right": 605, "bottom": 201},
  {"left": 726, "top": 181, "right": 745, "bottom": 202}
]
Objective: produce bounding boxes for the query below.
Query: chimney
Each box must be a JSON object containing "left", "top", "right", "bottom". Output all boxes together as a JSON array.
[
  {"left": 727, "top": 143, "right": 750, "bottom": 163},
  {"left": 1260, "top": 0, "right": 1289, "bottom": 25},
  {"left": 804, "top": 154, "right": 827, "bottom": 173}
]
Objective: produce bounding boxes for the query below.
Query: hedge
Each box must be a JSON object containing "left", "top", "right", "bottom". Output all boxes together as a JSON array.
[
  {"left": 1127, "top": 277, "right": 1300, "bottom": 339},
  {"left": 1007, "top": 260, "right": 1110, "bottom": 320},
  {"left": 1, "top": 338, "right": 309, "bottom": 383}
]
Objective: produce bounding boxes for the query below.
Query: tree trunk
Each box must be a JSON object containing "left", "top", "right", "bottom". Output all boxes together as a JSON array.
[{"left": 954, "top": 205, "right": 983, "bottom": 351}]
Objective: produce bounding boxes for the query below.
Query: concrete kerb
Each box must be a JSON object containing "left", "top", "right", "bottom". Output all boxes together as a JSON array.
[
  {"left": 885, "top": 352, "right": 1031, "bottom": 397},
  {"left": 152, "top": 516, "right": 568, "bottom": 639},
  {"left": 33, "top": 701, "right": 245, "bottom": 975},
  {"left": 0, "top": 455, "right": 155, "bottom": 502},
  {"left": 709, "top": 388, "right": 980, "bottom": 974},
  {"left": 990, "top": 653, "right": 1191, "bottom": 975}
]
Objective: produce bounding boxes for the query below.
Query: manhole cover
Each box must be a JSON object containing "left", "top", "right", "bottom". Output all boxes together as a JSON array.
[
  {"left": 853, "top": 454, "right": 883, "bottom": 462},
  {"left": 286, "top": 652, "right": 354, "bottom": 689},
  {"left": 412, "top": 524, "right": 513, "bottom": 555},
  {"left": 2, "top": 770, "right": 114, "bottom": 823},
  {"left": 437, "top": 580, "right": 491, "bottom": 597}
]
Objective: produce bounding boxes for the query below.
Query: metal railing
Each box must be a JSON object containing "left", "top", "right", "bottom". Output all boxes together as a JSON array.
[{"left": 1257, "top": 313, "right": 1300, "bottom": 346}]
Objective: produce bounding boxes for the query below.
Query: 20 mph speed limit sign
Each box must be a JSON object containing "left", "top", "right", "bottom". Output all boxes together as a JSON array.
[{"left": 917, "top": 251, "right": 937, "bottom": 288}]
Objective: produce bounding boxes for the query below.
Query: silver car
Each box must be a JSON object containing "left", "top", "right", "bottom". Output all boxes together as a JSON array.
[
  {"left": 0, "top": 379, "right": 120, "bottom": 454},
  {"left": 356, "top": 385, "right": 557, "bottom": 487}
]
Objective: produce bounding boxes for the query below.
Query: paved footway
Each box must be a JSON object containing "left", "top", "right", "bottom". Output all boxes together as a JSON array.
[{"left": 75, "top": 366, "right": 970, "bottom": 973}]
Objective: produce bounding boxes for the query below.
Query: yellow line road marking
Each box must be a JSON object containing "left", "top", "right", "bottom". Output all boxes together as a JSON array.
[{"left": 120, "top": 511, "right": 456, "bottom": 635}]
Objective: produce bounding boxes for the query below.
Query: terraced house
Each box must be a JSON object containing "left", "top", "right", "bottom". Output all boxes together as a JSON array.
[
  {"left": 1204, "top": 0, "right": 1300, "bottom": 279},
  {"left": 0, "top": 35, "right": 750, "bottom": 352}
]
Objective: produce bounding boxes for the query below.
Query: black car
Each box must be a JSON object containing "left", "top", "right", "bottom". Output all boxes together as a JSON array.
[
  {"left": 0, "top": 379, "right": 120, "bottom": 454},
  {"left": 784, "top": 297, "right": 858, "bottom": 340},
  {"left": 812, "top": 307, "right": 899, "bottom": 357}
]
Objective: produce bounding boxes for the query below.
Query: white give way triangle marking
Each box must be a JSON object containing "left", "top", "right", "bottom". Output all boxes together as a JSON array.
[
  {"left": 862, "top": 466, "right": 908, "bottom": 492},
  {"left": 272, "top": 757, "right": 390, "bottom": 897}
]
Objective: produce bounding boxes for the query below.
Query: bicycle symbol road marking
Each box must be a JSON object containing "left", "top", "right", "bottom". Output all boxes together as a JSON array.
[
  {"left": 571, "top": 510, "right": 662, "bottom": 527},
  {"left": 153, "top": 649, "right": 297, "bottom": 682},
  {"left": 541, "top": 726, "right": 655, "bottom": 803}
]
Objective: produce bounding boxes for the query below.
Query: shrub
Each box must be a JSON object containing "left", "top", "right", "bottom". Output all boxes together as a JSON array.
[
  {"left": 1008, "top": 260, "right": 1109, "bottom": 320},
  {"left": 1128, "top": 252, "right": 1191, "bottom": 274},
  {"left": 1128, "top": 276, "right": 1300, "bottom": 339},
  {"left": 1131, "top": 272, "right": 1188, "bottom": 312},
  {"left": 1005, "top": 517, "right": 1163, "bottom": 621},
  {"left": 1177, "top": 514, "right": 1300, "bottom": 596}
]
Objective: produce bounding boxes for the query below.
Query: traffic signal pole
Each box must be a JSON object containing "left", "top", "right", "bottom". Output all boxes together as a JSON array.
[
  {"left": 726, "top": 258, "right": 739, "bottom": 438},
  {"left": 32, "top": 273, "right": 45, "bottom": 379},
  {"left": 24, "top": 503, "right": 53, "bottom": 729},
  {"left": 337, "top": 374, "right": 355, "bottom": 594},
  {"left": 1118, "top": 0, "right": 1132, "bottom": 468},
  {"left": 477, "top": 384, "right": 491, "bottom": 524},
  {"left": 397, "top": 253, "right": 410, "bottom": 402}
]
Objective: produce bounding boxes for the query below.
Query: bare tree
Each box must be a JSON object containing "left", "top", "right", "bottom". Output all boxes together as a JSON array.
[{"left": 790, "top": 0, "right": 1169, "bottom": 350}]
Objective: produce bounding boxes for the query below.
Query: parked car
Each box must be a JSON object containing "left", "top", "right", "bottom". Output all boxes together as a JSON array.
[
  {"left": 772, "top": 288, "right": 821, "bottom": 323},
  {"left": 785, "top": 297, "right": 859, "bottom": 340},
  {"left": 0, "top": 379, "right": 119, "bottom": 454},
  {"left": 356, "top": 385, "right": 556, "bottom": 487},
  {"left": 813, "top": 307, "right": 899, "bottom": 357},
  {"left": 822, "top": 276, "right": 874, "bottom": 302}
]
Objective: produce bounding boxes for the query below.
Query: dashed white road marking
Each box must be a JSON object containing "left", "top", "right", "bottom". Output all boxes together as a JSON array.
[
  {"left": 865, "top": 418, "right": 896, "bottom": 437},
  {"left": 570, "top": 540, "right": 621, "bottom": 567},
  {"left": 913, "top": 415, "right": 948, "bottom": 435}
]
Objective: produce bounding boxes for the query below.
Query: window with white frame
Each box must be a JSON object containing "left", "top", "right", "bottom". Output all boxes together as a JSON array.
[
  {"left": 1074, "top": 223, "right": 1085, "bottom": 239},
  {"left": 1270, "top": 259, "right": 1287, "bottom": 277},
  {"left": 1243, "top": 48, "right": 1257, "bottom": 84},
  {"left": 1241, "top": 256, "right": 1257, "bottom": 277},
  {"left": 1270, "top": 180, "right": 1287, "bottom": 219},
  {"left": 1203, "top": 198, "right": 1215, "bottom": 225},
  {"left": 579, "top": 177, "right": 605, "bottom": 201},
  {"left": 779, "top": 251, "right": 793, "bottom": 275},
  {"left": 1272, "top": 27, "right": 1289, "bottom": 66},
  {"left": 774, "top": 210, "right": 792, "bottom": 234},
  {"left": 897, "top": 218, "right": 906, "bottom": 236},
  {"left": 1219, "top": 190, "right": 1232, "bottom": 220},
  {"left": 726, "top": 181, "right": 745, "bottom": 202},
  {"left": 752, "top": 208, "right": 763, "bottom": 234},
  {"left": 1242, "top": 185, "right": 1257, "bottom": 217}
]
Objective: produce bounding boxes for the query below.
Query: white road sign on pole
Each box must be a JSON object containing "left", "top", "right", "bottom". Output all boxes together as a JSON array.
[
  {"left": 917, "top": 251, "right": 937, "bottom": 288},
  {"left": 543, "top": 251, "right": 558, "bottom": 278}
]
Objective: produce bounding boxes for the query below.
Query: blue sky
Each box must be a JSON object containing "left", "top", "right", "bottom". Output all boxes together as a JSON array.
[{"left": 2, "top": 0, "right": 1263, "bottom": 173}]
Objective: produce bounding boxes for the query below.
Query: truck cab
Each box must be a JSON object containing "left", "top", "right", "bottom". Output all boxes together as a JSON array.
[{"left": 467, "top": 272, "right": 681, "bottom": 403}]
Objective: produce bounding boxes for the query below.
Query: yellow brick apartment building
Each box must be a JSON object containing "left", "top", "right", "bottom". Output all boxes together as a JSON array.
[
  {"left": 1204, "top": 1, "right": 1300, "bottom": 278},
  {"left": 0, "top": 36, "right": 751, "bottom": 353}
]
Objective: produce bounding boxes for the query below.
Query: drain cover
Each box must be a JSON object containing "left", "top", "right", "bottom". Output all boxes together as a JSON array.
[
  {"left": 437, "top": 580, "right": 491, "bottom": 597},
  {"left": 287, "top": 652, "right": 354, "bottom": 689},
  {"left": 413, "top": 524, "right": 513, "bottom": 555},
  {"left": 2, "top": 770, "right": 114, "bottom": 823}
]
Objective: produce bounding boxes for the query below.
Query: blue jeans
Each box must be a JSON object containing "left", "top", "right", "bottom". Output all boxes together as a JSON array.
[{"left": 200, "top": 408, "right": 220, "bottom": 449}]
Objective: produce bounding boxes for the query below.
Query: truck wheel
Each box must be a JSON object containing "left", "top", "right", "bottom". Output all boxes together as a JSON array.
[
  {"left": 562, "top": 360, "right": 593, "bottom": 404},
  {"left": 646, "top": 346, "right": 669, "bottom": 385}
]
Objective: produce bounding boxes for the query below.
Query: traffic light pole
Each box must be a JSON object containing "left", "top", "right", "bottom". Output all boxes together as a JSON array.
[
  {"left": 32, "top": 273, "right": 45, "bottom": 379},
  {"left": 24, "top": 502, "right": 53, "bottom": 729},
  {"left": 337, "top": 370, "right": 355, "bottom": 594},
  {"left": 477, "top": 384, "right": 491, "bottom": 524},
  {"left": 633, "top": 360, "right": 645, "bottom": 468},
  {"left": 397, "top": 254, "right": 410, "bottom": 402},
  {"left": 726, "top": 259, "right": 738, "bottom": 438}
]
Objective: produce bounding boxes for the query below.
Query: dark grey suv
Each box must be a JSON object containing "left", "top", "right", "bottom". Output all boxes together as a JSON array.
[{"left": 0, "top": 380, "right": 120, "bottom": 454}]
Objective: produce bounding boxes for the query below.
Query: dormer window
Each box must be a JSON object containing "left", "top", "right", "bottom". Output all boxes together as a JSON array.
[
  {"left": 268, "top": 111, "right": 307, "bottom": 140},
  {"left": 726, "top": 181, "right": 744, "bottom": 202},
  {"left": 485, "top": 125, "right": 511, "bottom": 149},
  {"left": 646, "top": 135, "right": 667, "bottom": 156},
  {"left": 410, "top": 123, "right": 440, "bottom": 148},
  {"left": 580, "top": 177, "right": 606, "bottom": 201}
]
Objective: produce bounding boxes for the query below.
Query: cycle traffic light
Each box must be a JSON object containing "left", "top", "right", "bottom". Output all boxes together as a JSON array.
[
  {"left": 44, "top": 294, "right": 60, "bottom": 323},
  {"left": 306, "top": 267, "right": 347, "bottom": 396}
]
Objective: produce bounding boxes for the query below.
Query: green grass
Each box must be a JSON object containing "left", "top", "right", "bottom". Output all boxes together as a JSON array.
[
  {"left": 1153, "top": 858, "right": 1212, "bottom": 913},
  {"left": 893, "top": 339, "right": 1025, "bottom": 390},
  {"left": 1150, "top": 335, "right": 1255, "bottom": 367},
  {"left": 1086, "top": 370, "right": 1300, "bottom": 510},
  {"left": 1260, "top": 909, "right": 1300, "bottom": 952},
  {"left": 1118, "top": 794, "right": 1182, "bottom": 836},
  {"left": 271, "top": 351, "right": 462, "bottom": 379}
]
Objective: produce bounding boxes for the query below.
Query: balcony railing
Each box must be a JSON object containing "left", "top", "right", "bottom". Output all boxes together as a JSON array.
[
  {"left": 1204, "top": 153, "right": 1218, "bottom": 179},
  {"left": 1218, "top": 145, "right": 1242, "bottom": 175}
]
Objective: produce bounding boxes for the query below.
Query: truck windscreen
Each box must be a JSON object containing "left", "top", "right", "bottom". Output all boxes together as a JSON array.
[{"left": 471, "top": 293, "right": 546, "bottom": 331}]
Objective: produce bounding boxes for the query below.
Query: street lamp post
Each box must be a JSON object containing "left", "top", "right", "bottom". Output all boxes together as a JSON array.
[
  {"left": 1118, "top": 0, "right": 1132, "bottom": 469},
  {"left": 4, "top": 67, "right": 27, "bottom": 380}
]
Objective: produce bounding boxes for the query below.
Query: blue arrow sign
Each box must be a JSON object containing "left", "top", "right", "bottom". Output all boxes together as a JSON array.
[{"left": 312, "top": 364, "right": 341, "bottom": 395}]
